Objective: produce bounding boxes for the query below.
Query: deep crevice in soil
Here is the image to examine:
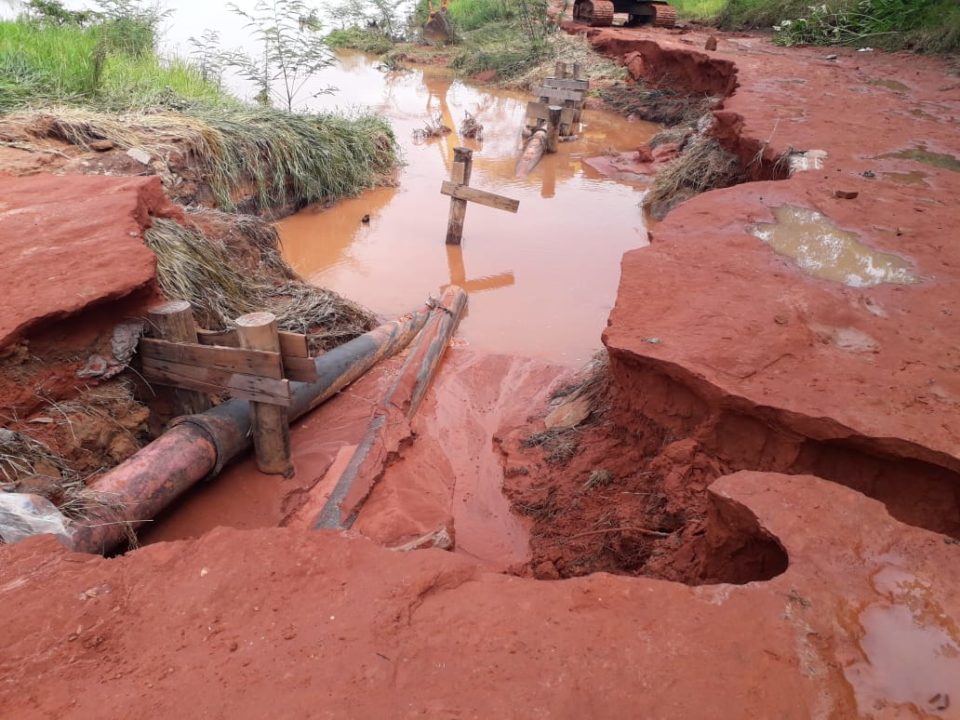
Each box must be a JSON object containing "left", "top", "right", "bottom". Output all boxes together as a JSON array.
[{"left": 503, "top": 353, "right": 959, "bottom": 586}]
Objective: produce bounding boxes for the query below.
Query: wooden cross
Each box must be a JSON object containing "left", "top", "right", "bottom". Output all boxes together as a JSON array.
[{"left": 441, "top": 147, "right": 519, "bottom": 246}]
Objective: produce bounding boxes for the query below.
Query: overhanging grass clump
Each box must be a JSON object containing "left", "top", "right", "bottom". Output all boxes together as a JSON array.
[
  {"left": 12, "top": 104, "right": 398, "bottom": 212},
  {"left": 144, "top": 213, "right": 376, "bottom": 349},
  {"left": 645, "top": 132, "right": 748, "bottom": 219},
  {"left": 600, "top": 82, "right": 713, "bottom": 125}
]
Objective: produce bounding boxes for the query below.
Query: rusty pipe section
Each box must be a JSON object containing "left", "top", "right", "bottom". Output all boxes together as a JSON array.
[{"left": 68, "top": 303, "right": 436, "bottom": 554}]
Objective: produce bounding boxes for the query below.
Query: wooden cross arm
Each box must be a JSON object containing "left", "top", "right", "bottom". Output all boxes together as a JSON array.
[{"left": 440, "top": 181, "right": 519, "bottom": 213}]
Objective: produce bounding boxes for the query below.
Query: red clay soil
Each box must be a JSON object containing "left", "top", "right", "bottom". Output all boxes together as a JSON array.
[
  {"left": 0, "top": 175, "right": 178, "bottom": 347},
  {"left": 4, "top": 24, "right": 960, "bottom": 719},
  {"left": 574, "top": 26, "right": 960, "bottom": 481},
  {"left": 3, "top": 472, "right": 959, "bottom": 718},
  {"left": 495, "top": 24, "right": 960, "bottom": 586}
]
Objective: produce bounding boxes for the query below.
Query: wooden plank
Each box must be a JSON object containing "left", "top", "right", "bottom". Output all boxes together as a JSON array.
[
  {"left": 140, "top": 338, "right": 283, "bottom": 379},
  {"left": 543, "top": 77, "right": 589, "bottom": 91},
  {"left": 440, "top": 182, "right": 519, "bottom": 213},
  {"left": 282, "top": 355, "right": 319, "bottom": 383},
  {"left": 196, "top": 328, "right": 240, "bottom": 347},
  {"left": 141, "top": 357, "right": 291, "bottom": 407},
  {"left": 535, "top": 86, "right": 586, "bottom": 103},
  {"left": 278, "top": 331, "right": 309, "bottom": 358},
  {"left": 526, "top": 101, "right": 575, "bottom": 126}
]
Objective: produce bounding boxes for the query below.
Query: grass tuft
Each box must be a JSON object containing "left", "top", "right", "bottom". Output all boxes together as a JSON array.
[
  {"left": 645, "top": 131, "right": 749, "bottom": 219},
  {"left": 600, "top": 82, "right": 714, "bottom": 125},
  {"left": 144, "top": 213, "right": 376, "bottom": 350}
]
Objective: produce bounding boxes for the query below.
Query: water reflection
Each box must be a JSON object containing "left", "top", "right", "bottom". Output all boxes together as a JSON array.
[{"left": 278, "top": 51, "right": 659, "bottom": 366}]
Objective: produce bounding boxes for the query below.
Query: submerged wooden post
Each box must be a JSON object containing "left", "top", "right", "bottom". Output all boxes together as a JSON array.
[
  {"left": 235, "top": 311, "right": 292, "bottom": 476},
  {"left": 546, "top": 106, "right": 562, "bottom": 153},
  {"left": 146, "top": 300, "right": 210, "bottom": 416},
  {"left": 445, "top": 146, "right": 474, "bottom": 245}
]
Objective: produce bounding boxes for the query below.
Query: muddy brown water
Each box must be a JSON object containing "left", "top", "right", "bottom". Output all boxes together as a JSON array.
[
  {"left": 278, "top": 50, "right": 659, "bottom": 366},
  {"left": 749, "top": 206, "right": 917, "bottom": 287}
]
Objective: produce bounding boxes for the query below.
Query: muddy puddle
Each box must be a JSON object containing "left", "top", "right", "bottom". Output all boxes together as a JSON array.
[
  {"left": 879, "top": 145, "right": 960, "bottom": 173},
  {"left": 278, "top": 50, "right": 659, "bottom": 366},
  {"left": 842, "top": 564, "right": 960, "bottom": 718},
  {"left": 750, "top": 206, "right": 917, "bottom": 287}
]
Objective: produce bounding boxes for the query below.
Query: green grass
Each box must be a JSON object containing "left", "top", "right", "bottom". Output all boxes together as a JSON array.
[
  {"left": 451, "top": 20, "right": 551, "bottom": 78},
  {"left": 667, "top": 0, "right": 727, "bottom": 20},
  {"left": 0, "top": 19, "right": 229, "bottom": 112},
  {"left": 326, "top": 27, "right": 395, "bottom": 54},
  {"left": 1, "top": 14, "right": 401, "bottom": 214},
  {"left": 710, "top": 0, "right": 960, "bottom": 52},
  {"left": 98, "top": 55, "right": 229, "bottom": 110},
  {"left": 0, "top": 21, "right": 101, "bottom": 106},
  {"left": 412, "top": 0, "right": 517, "bottom": 30},
  {"left": 446, "top": 0, "right": 517, "bottom": 30}
]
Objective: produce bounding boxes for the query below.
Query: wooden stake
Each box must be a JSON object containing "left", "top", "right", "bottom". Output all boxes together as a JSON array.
[
  {"left": 146, "top": 300, "right": 210, "bottom": 416},
  {"left": 445, "top": 146, "right": 474, "bottom": 246},
  {"left": 555, "top": 61, "right": 567, "bottom": 79},
  {"left": 235, "top": 311, "right": 293, "bottom": 476},
  {"left": 573, "top": 63, "right": 585, "bottom": 125},
  {"left": 546, "top": 106, "right": 562, "bottom": 153}
]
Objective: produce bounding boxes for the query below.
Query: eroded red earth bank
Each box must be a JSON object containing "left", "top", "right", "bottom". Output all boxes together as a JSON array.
[{"left": 2, "top": 23, "right": 960, "bottom": 720}]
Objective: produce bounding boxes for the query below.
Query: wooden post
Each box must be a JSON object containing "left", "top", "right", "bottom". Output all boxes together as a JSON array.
[
  {"left": 146, "top": 300, "right": 210, "bottom": 416},
  {"left": 235, "top": 312, "right": 293, "bottom": 476},
  {"left": 546, "top": 106, "right": 562, "bottom": 153},
  {"left": 555, "top": 61, "right": 567, "bottom": 79},
  {"left": 445, "top": 146, "right": 474, "bottom": 246},
  {"left": 571, "top": 62, "right": 585, "bottom": 128}
]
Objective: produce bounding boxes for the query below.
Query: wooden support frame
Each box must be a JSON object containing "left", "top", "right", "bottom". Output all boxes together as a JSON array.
[
  {"left": 196, "top": 327, "right": 318, "bottom": 383},
  {"left": 139, "top": 300, "right": 325, "bottom": 477}
]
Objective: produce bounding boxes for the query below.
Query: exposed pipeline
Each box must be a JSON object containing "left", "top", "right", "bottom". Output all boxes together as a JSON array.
[{"left": 68, "top": 291, "right": 465, "bottom": 554}]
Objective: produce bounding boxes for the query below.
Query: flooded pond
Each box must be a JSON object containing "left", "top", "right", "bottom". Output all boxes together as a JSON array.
[{"left": 278, "top": 51, "right": 659, "bottom": 366}]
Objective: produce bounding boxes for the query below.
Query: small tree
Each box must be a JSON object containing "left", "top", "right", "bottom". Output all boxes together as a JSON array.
[
  {"left": 188, "top": 29, "right": 226, "bottom": 87},
  {"left": 227, "top": 0, "right": 334, "bottom": 112}
]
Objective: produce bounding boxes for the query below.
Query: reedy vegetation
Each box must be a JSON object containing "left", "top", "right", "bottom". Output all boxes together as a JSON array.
[{"left": 0, "top": 0, "right": 399, "bottom": 212}]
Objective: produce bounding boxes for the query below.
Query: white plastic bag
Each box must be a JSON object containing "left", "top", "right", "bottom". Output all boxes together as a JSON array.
[{"left": 0, "top": 492, "right": 71, "bottom": 545}]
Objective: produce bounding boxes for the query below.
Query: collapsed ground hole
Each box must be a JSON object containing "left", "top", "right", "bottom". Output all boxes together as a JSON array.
[{"left": 502, "top": 354, "right": 959, "bottom": 586}]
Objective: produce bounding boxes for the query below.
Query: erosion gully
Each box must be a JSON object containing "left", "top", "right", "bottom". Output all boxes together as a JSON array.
[{"left": 140, "top": 50, "right": 659, "bottom": 552}]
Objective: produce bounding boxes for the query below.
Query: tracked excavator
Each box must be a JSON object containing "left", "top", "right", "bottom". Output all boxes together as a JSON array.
[
  {"left": 422, "top": 0, "right": 454, "bottom": 44},
  {"left": 573, "top": 0, "right": 676, "bottom": 27}
]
